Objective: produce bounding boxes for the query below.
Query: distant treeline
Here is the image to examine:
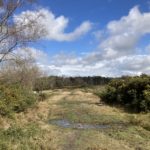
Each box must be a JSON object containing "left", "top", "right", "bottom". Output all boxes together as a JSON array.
[{"left": 34, "top": 76, "right": 112, "bottom": 91}]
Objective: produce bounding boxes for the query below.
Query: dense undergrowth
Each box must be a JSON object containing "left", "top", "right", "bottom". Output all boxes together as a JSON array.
[
  {"left": 0, "top": 83, "right": 37, "bottom": 117},
  {"left": 99, "top": 75, "right": 150, "bottom": 113},
  {"left": 0, "top": 83, "right": 49, "bottom": 117}
]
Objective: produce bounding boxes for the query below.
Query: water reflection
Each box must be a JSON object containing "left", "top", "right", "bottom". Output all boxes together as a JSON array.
[{"left": 49, "top": 119, "right": 111, "bottom": 129}]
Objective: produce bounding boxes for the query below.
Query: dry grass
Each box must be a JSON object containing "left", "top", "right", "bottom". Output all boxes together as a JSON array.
[{"left": 0, "top": 87, "right": 150, "bottom": 150}]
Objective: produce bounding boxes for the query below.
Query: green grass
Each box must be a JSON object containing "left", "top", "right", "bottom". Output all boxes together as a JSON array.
[
  {"left": 53, "top": 99, "right": 126, "bottom": 125},
  {"left": 104, "top": 126, "right": 150, "bottom": 149},
  {"left": 0, "top": 123, "right": 45, "bottom": 150},
  {"left": 0, "top": 88, "right": 150, "bottom": 150},
  {"left": 47, "top": 88, "right": 150, "bottom": 150}
]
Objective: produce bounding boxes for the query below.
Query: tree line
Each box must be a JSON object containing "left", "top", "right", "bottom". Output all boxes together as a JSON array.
[{"left": 34, "top": 76, "right": 112, "bottom": 91}]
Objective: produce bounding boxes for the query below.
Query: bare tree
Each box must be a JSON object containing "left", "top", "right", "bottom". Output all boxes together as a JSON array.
[
  {"left": 0, "top": 0, "right": 46, "bottom": 63},
  {"left": 0, "top": 48, "right": 42, "bottom": 89}
]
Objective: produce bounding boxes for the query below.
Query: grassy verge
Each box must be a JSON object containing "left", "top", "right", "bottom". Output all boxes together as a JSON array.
[
  {"left": 0, "top": 88, "right": 150, "bottom": 150},
  {"left": 52, "top": 98, "right": 126, "bottom": 125},
  {"left": 0, "top": 123, "right": 45, "bottom": 149}
]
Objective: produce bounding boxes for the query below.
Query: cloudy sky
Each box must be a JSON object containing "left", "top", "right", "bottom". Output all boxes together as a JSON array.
[{"left": 15, "top": 0, "right": 150, "bottom": 76}]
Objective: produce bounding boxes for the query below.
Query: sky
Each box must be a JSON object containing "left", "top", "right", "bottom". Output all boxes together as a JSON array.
[{"left": 14, "top": 0, "right": 150, "bottom": 76}]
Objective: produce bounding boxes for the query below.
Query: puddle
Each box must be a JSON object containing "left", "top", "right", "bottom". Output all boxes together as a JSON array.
[{"left": 49, "top": 119, "right": 113, "bottom": 129}]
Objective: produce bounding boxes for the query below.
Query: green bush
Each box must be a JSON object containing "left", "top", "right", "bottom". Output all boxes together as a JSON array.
[
  {"left": 100, "top": 76, "right": 150, "bottom": 112},
  {"left": 0, "top": 84, "right": 37, "bottom": 116},
  {"left": 38, "top": 93, "right": 48, "bottom": 101}
]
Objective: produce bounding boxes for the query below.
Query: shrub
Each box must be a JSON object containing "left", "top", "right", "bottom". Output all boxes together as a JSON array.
[
  {"left": 0, "top": 83, "right": 37, "bottom": 116},
  {"left": 38, "top": 93, "right": 48, "bottom": 101},
  {"left": 100, "top": 76, "right": 150, "bottom": 112}
]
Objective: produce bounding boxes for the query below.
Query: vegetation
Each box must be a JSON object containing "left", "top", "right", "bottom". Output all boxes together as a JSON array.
[
  {"left": 0, "top": 88, "right": 149, "bottom": 150},
  {"left": 99, "top": 75, "right": 150, "bottom": 112},
  {"left": 38, "top": 92, "right": 48, "bottom": 101},
  {"left": 0, "top": 0, "right": 46, "bottom": 116},
  {"left": 34, "top": 76, "right": 111, "bottom": 91},
  {"left": 0, "top": 123, "right": 46, "bottom": 149},
  {"left": 0, "top": 83, "right": 37, "bottom": 116},
  {"left": 0, "top": 51, "right": 43, "bottom": 117},
  {"left": 0, "top": 0, "right": 46, "bottom": 63},
  {"left": 0, "top": 1, "right": 149, "bottom": 149},
  {"left": 0, "top": 0, "right": 47, "bottom": 118}
]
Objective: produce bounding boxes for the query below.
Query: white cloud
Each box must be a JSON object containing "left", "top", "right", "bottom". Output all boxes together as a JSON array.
[
  {"left": 44, "top": 54, "right": 150, "bottom": 77},
  {"left": 40, "top": 6, "right": 150, "bottom": 77},
  {"left": 93, "top": 30, "right": 105, "bottom": 40},
  {"left": 14, "top": 8, "right": 92, "bottom": 42},
  {"left": 14, "top": 47, "right": 47, "bottom": 60},
  {"left": 12, "top": 6, "right": 150, "bottom": 77},
  {"left": 21, "top": 47, "right": 150, "bottom": 77},
  {"left": 97, "top": 6, "right": 150, "bottom": 59}
]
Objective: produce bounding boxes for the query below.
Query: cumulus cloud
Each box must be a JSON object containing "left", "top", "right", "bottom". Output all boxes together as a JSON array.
[
  {"left": 51, "top": 51, "right": 86, "bottom": 66},
  {"left": 98, "top": 6, "right": 150, "bottom": 59},
  {"left": 40, "top": 6, "right": 150, "bottom": 77},
  {"left": 14, "top": 6, "right": 150, "bottom": 77},
  {"left": 45, "top": 53, "right": 150, "bottom": 77},
  {"left": 14, "top": 8, "right": 92, "bottom": 42},
  {"left": 14, "top": 47, "right": 47, "bottom": 60}
]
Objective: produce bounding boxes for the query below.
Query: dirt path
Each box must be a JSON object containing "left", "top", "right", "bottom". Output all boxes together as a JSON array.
[{"left": 1, "top": 88, "right": 150, "bottom": 150}]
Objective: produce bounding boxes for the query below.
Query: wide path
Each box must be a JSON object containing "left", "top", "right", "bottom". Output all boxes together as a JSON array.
[{"left": 1, "top": 88, "right": 150, "bottom": 150}]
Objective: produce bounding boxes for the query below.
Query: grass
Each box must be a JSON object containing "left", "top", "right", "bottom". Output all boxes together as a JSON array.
[
  {"left": 0, "top": 123, "right": 45, "bottom": 149},
  {"left": 53, "top": 98, "right": 125, "bottom": 124},
  {"left": 0, "top": 87, "right": 150, "bottom": 150}
]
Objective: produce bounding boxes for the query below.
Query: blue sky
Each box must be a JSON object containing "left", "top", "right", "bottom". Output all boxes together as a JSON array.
[
  {"left": 15, "top": 0, "right": 150, "bottom": 76},
  {"left": 35, "top": 0, "right": 150, "bottom": 55}
]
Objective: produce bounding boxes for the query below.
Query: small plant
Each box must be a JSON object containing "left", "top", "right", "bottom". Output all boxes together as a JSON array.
[{"left": 38, "top": 93, "right": 48, "bottom": 101}]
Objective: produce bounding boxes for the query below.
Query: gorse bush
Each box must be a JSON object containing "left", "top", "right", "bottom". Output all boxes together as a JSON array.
[
  {"left": 0, "top": 83, "right": 37, "bottom": 116},
  {"left": 38, "top": 93, "right": 48, "bottom": 101},
  {"left": 100, "top": 75, "right": 150, "bottom": 112}
]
